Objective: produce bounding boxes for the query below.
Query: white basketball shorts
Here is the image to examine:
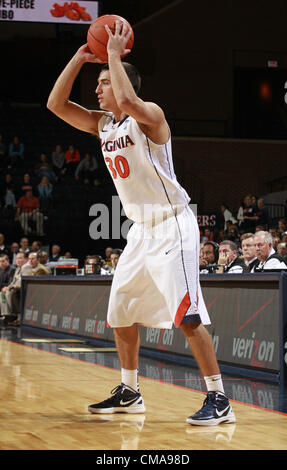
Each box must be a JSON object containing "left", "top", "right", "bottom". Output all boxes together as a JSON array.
[{"left": 107, "top": 205, "right": 211, "bottom": 329}]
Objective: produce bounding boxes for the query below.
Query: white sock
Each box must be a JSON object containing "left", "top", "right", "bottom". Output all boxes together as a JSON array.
[
  {"left": 121, "top": 368, "right": 139, "bottom": 392},
  {"left": 204, "top": 374, "right": 225, "bottom": 394}
]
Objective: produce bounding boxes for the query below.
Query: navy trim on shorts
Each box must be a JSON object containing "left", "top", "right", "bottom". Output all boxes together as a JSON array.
[{"left": 180, "top": 314, "right": 202, "bottom": 325}]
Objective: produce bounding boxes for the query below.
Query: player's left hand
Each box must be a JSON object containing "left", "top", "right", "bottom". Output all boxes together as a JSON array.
[{"left": 105, "top": 20, "right": 132, "bottom": 58}]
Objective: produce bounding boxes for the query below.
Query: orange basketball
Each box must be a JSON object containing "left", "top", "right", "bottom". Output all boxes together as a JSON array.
[{"left": 87, "top": 14, "right": 134, "bottom": 62}]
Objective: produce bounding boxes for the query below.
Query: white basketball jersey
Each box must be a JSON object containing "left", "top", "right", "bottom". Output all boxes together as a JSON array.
[{"left": 98, "top": 113, "right": 190, "bottom": 223}]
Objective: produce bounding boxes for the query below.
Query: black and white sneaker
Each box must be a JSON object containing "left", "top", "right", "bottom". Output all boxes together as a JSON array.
[
  {"left": 88, "top": 383, "right": 146, "bottom": 414},
  {"left": 186, "top": 391, "right": 236, "bottom": 426}
]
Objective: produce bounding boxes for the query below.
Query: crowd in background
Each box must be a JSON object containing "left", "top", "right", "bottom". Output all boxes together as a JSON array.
[
  {"left": 0, "top": 135, "right": 102, "bottom": 236},
  {"left": 199, "top": 194, "right": 287, "bottom": 273},
  {"left": 1, "top": 134, "right": 287, "bottom": 326},
  {"left": 0, "top": 233, "right": 123, "bottom": 326}
]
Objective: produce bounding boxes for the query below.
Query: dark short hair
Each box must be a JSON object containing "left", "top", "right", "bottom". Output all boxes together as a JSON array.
[
  {"left": 220, "top": 240, "right": 237, "bottom": 251},
  {"left": 85, "top": 254, "right": 102, "bottom": 263},
  {"left": 100, "top": 62, "right": 141, "bottom": 95},
  {"left": 111, "top": 248, "right": 123, "bottom": 256},
  {"left": 203, "top": 241, "right": 219, "bottom": 263}
]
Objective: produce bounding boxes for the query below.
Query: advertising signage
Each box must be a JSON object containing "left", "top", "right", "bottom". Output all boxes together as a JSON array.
[{"left": 0, "top": 0, "right": 99, "bottom": 24}]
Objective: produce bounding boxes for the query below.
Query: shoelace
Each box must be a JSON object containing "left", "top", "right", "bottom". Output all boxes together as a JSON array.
[
  {"left": 110, "top": 383, "right": 137, "bottom": 396},
  {"left": 203, "top": 391, "right": 226, "bottom": 408}
]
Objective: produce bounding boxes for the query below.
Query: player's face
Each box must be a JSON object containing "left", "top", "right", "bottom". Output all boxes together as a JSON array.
[{"left": 96, "top": 70, "right": 116, "bottom": 111}]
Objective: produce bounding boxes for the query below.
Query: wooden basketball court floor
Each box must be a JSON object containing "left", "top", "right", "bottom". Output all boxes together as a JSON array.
[{"left": 0, "top": 327, "right": 286, "bottom": 452}]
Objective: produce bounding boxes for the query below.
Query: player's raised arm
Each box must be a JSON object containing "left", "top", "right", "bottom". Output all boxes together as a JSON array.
[
  {"left": 47, "top": 44, "right": 104, "bottom": 136},
  {"left": 105, "top": 21, "right": 169, "bottom": 142}
]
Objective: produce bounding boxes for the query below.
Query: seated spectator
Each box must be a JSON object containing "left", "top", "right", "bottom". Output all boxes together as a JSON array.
[
  {"left": 1, "top": 173, "right": 15, "bottom": 197},
  {"left": 34, "top": 153, "right": 56, "bottom": 184},
  {"left": 272, "top": 236, "right": 281, "bottom": 252},
  {"left": 9, "top": 242, "right": 19, "bottom": 265},
  {"left": 75, "top": 152, "right": 99, "bottom": 183},
  {"left": 38, "top": 251, "right": 52, "bottom": 273},
  {"left": 200, "top": 241, "right": 219, "bottom": 273},
  {"left": 19, "top": 237, "right": 30, "bottom": 255},
  {"left": 58, "top": 251, "right": 73, "bottom": 261},
  {"left": 0, "top": 251, "right": 28, "bottom": 324},
  {"left": 281, "top": 232, "right": 287, "bottom": 243},
  {"left": 4, "top": 185, "right": 16, "bottom": 207},
  {"left": 103, "top": 246, "right": 113, "bottom": 270},
  {"left": 19, "top": 173, "right": 35, "bottom": 197},
  {"left": 200, "top": 227, "right": 214, "bottom": 243},
  {"left": 255, "top": 198, "right": 269, "bottom": 229},
  {"left": 51, "top": 144, "right": 65, "bottom": 175},
  {"left": 84, "top": 255, "right": 109, "bottom": 275},
  {"left": 277, "top": 242, "right": 287, "bottom": 262},
  {"left": 269, "top": 227, "right": 279, "bottom": 238},
  {"left": 31, "top": 240, "right": 41, "bottom": 253},
  {"left": 64, "top": 144, "right": 80, "bottom": 174},
  {"left": 251, "top": 231, "right": 287, "bottom": 271},
  {"left": 15, "top": 190, "right": 45, "bottom": 236},
  {"left": 241, "top": 233, "right": 258, "bottom": 272},
  {"left": 37, "top": 175, "right": 53, "bottom": 215},
  {"left": 3, "top": 187, "right": 17, "bottom": 217},
  {"left": 0, "top": 254, "right": 16, "bottom": 291},
  {"left": 240, "top": 194, "right": 258, "bottom": 233},
  {"left": 216, "top": 240, "right": 247, "bottom": 273},
  {"left": 49, "top": 244, "right": 61, "bottom": 262},
  {"left": 0, "top": 233, "right": 10, "bottom": 256},
  {"left": 277, "top": 218, "right": 287, "bottom": 237},
  {"left": 1, "top": 175, "right": 16, "bottom": 219},
  {"left": 27, "top": 251, "right": 51, "bottom": 276},
  {"left": 8, "top": 135, "right": 24, "bottom": 166},
  {"left": 110, "top": 248, "right": 123, "bottom": 274},
  {"left": 225, "top": 223, "right": 240, "bottom": 246},
  {"left": 220, "top": 204, "right": 237, "bottom": 230}
]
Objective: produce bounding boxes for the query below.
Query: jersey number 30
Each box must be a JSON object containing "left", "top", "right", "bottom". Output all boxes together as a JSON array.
[{"left": 105, "top": 156, "right": 130, "bottom": 179}]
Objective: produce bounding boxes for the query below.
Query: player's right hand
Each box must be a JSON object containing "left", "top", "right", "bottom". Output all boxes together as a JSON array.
[{"left": 76, "top": 43, "right": 105, "bottom": 63}]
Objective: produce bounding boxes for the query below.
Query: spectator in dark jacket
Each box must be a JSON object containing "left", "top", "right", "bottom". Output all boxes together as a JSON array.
[
  {"left": 216, "top": 240, "right": 247, "bottom": 273},
  {"left": 0, "top": 254, "right": 16, "bottom": 290}
]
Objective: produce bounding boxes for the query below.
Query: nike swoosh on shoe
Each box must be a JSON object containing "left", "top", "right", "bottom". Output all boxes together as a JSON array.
[
  {"left": 120, "top": 398, "right": 139, "bottom": 406},
  {"left": 215, "top": 405, "right": 230, "bottom": 417}
]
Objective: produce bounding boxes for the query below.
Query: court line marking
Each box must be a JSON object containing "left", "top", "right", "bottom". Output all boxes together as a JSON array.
[{"left": 1, "top": 337, "right": 287, "bottom": 417}]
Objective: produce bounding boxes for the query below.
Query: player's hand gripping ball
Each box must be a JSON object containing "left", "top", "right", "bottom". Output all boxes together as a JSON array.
[{"left": 87, "top": 14, "right": 134, "bottom": 62}]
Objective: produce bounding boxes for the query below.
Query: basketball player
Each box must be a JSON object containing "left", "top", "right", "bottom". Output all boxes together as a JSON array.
[{"left": 47, "top": 20, "right": 235, "bottom": 426}]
